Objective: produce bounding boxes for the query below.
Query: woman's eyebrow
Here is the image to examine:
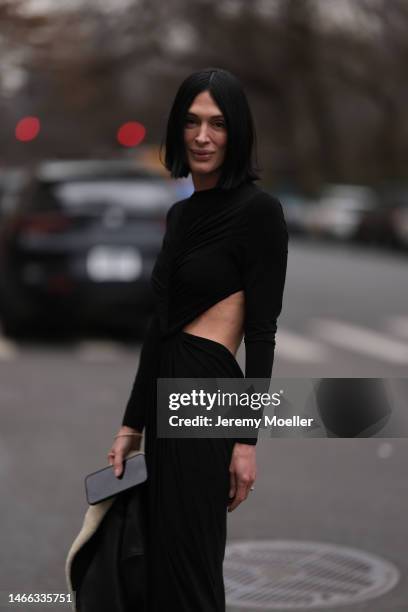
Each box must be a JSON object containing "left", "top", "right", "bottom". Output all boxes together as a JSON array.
[{"left": 186, "top": 112, "right": 224, "bottom": 119}]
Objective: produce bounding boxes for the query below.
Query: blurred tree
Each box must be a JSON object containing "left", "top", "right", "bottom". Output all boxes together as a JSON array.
[{"left": 1, "top": 0, "right": 408, "bottom": 190}]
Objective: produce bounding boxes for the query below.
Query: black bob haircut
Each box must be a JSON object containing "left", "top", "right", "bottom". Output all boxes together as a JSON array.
[{"left": 160, "top": 67, "right": 261, "bottom": 190}]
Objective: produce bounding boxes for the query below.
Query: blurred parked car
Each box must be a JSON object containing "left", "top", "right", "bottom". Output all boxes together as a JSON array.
[
  {"left": 0, "top": 167, "right": 27, "bottom": 220},
  {"left": 0, "top": 159, "right": 180, "bottom": 338},
  {"left": 357, "top": 184, "right": 408, "bottom": 251},
  {"left": 305, "top": 184, "right": 378, "bottom": 241},
  {"left": 273, "top": 189, "right": 317, "bottom": 235}
]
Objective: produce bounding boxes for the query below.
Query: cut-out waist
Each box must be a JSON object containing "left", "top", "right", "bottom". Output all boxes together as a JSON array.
[
  {"left": 180, "top": 330, "right": 237, "bottom": 360},
  {"left": 180, "top": 289, "right": 245, "bottom": 357},
  {"left": 179, "top": 330, "right": 244, "bottom": 377}
]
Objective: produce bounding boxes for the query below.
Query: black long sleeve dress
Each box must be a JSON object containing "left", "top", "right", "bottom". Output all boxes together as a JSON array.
[{"left": 121, "top": 178, "right": 288, "bottom": 611}]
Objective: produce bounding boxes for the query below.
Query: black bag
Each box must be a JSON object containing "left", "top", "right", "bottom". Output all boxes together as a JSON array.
[{"left": 66, "top": 451, "right": 148, "bottom": 612}]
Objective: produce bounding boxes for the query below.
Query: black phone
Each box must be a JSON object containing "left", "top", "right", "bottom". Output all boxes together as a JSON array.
[{"left": 84, "top": 452, "right": 147, "bottom": 505}]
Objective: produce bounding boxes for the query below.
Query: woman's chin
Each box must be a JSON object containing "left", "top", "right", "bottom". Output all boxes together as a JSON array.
[{"left": 189, "top": 163, "right": 221, "bottom": 176}]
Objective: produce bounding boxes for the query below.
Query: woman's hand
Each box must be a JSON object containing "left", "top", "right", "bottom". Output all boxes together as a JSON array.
[
  {"left": 107, "top": 426, "right": 143, "bottom": 478},
  {"left": 227, "top": 443, "right": 256, "bottom": 512}
]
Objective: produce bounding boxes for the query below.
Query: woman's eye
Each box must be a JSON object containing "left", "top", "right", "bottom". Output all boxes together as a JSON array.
[{"left": 184, "top": 118, "right": 225, "bottom": 128}]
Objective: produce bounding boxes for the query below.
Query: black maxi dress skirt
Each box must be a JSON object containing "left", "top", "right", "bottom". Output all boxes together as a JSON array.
[{"left": 140, "top": 329, "right": 244, "bottom": 612}]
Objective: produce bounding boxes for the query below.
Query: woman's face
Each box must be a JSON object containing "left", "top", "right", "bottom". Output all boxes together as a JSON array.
[{"left": 183, "top": 90, "right": 227, "bottom": 180}]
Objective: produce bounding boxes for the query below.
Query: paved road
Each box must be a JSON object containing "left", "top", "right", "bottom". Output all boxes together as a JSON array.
[{"left": 1, "top": 239, "right": 407, "bottom": 611}]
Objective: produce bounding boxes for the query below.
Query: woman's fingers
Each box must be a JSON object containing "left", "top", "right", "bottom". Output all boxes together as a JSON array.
[
  {"left": 107, "top": 446, "right": 124, "bottom": 477},
  {"left": 228, "top": 446, "right": 256, "bottom": 511},
  {"left": 113, "top": 452, "right": 124, "bottom": 477},
  {"left": 228, "top": 474, "right": 255, "bottom": 512},
  {"left": 108, "top": 433, "right": 138, "bottom": 478},
  {"left": 107, "top": 449, "right": 115, "bottom": 465},
  {"left": 229, "top": 470, "right": 236, "bottom": 500}
]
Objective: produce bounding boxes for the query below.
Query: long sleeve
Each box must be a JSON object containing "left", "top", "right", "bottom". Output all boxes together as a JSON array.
[
  {"left": 235, "top": 194, "right": 289, "bottom": 445},
  {"left": 121, "top": 312, "right": 161, "bottom": 431},
  {"left": 121, "top": 202, "right": 177, "bottom": 431}
]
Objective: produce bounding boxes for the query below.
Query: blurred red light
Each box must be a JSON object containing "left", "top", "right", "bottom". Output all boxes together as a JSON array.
[
  {"left": 15, "top": 116, "right": 41, "bottom": 142},
  {"left": 117, "top": 121, "right": 146, "bottom": 147}
]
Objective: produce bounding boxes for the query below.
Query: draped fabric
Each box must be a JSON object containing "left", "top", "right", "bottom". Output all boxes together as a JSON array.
[
  {"left": 117, "top": 179, "right": 288, "bottom": 610},
  {"left": 142, "top": 331, "right": 242, "bottom": 610},
  {"left": 122, "top": 179, "right": 289, "bottom": 445}
]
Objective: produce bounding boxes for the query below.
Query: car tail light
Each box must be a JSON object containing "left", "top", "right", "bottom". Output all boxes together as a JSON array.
[{"left": 14, "top": 213, "right": 72, "bottom": 234}]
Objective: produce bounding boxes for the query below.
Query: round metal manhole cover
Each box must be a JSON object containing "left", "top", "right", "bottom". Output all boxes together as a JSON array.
[{"left": 224, "top": 540, "right": 400, "bottom": 609}]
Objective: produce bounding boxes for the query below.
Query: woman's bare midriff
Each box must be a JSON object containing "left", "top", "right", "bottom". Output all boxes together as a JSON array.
[{"left": 182, "top": 290, "right": 245, "bottom": 357}]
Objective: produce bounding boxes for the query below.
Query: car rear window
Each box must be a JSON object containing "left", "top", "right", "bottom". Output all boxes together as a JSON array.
[{"left": 31, "top": 178, "right": 175, "bottom": 213}]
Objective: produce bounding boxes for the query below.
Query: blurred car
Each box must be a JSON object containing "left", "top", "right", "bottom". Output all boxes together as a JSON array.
[
  {"left": 0, "top": 159, "right": 181, "bottom": 338},
  {"left": 357, "top": 185, "right": 408, "bottom": 251},
  {"left": 304, "top": 184, "right": 378, "bottom": 241},
  {"left": 272, "top": 189, "right": 317, "bottom": 235},
  {"left": 0, "top": 167, "right": 26, "bottom": 220}
]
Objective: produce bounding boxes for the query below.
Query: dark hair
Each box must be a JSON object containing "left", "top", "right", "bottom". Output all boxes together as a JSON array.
[{"left": 160, "top": 67, "right": 261, "bottom": 189}]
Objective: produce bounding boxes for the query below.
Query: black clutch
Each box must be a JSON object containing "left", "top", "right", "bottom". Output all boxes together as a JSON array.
[{"left": 84, "top": 451, "right": 147, "bottom": 505}]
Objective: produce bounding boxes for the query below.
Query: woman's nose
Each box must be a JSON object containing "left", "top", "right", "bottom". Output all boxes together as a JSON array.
[{"left": 195, "top": 123, "right": 210, "bottom": 142}]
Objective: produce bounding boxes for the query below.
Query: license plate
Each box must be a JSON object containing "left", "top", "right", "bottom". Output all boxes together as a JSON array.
[{"left": 86, "top": 246, "right": 142, "bottom": 281}]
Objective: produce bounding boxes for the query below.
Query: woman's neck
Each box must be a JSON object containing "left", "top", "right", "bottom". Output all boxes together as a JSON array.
[{"left": 191, "top": 170, "right": 221, "bottom": 192}]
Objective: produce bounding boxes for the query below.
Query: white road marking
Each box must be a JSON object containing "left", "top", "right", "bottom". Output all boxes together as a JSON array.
[
  {"left": 377, "top": 442, "right": 393, "bottom": 459},
  {"left": 385, "top": 316, "right": 408, "bottom": 340},
  {"left": 277, "top": 329, "right": 330, "bottom": 363},
  {"left": 75, "top": 340, "right": 125, "bottom": 362},
  {"left": 3, "top": 320, "right": 408, "bottom": 367},
  {"left": 310, "top": 319, "right": 408, "bottom": 364},
  {"left": 0, "top": 338, "right": 18, "bottom": 361}
]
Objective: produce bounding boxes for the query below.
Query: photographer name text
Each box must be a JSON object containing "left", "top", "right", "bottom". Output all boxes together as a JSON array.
[{"left": 168, "top": 415, "right": 314, "bottom": 428}]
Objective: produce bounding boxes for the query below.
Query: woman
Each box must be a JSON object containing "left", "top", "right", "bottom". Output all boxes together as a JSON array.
[{"left": 108, "top": 67, "right": 289, "bottom": 611}]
